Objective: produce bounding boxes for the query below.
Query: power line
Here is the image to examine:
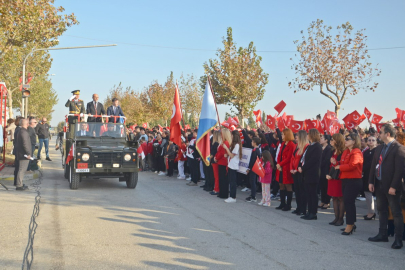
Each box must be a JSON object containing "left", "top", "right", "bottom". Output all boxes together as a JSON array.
[{"left": 64, "top": 34, "right": 405, "bottom": 53}]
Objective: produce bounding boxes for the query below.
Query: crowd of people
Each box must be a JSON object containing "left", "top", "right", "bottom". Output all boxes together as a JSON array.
[{"left": 132, "top": 120, "right": 405, "bottom": 250}]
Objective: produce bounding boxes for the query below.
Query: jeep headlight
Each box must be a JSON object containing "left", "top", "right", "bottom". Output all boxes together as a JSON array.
[
  {"left": 124, "top": 154, "right": 131, "bottom": 161},
  {"left": 82, "top": 153, "right": 90, "bottom": 161}
]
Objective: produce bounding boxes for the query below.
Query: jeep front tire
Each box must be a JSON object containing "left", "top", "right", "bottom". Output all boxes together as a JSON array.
[
  {"left": 125, "top": 172, "right": 138, "bottom": 189},
  {"left": 69, "top": 162, "right": 80, "bottom": 190}
]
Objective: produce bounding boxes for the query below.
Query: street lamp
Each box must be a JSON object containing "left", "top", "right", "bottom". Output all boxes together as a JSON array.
[{"left": 21, "top": 44, "right": 117, "bottom": 118}]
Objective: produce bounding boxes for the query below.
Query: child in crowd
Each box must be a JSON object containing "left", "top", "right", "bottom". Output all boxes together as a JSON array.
[
  {"left": 177, "top": 136, "right": 187, "bottom": 179},
  {"left": 259, "top": 150, "right": 275, "bottom": 206},
  {"left": 165, "top": 140, "right": 177, "bottom": 177},
  {"left": 246, "top": 137, "right": 262, "bottom": 202}
]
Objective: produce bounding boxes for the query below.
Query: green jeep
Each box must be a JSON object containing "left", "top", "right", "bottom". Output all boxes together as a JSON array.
[{"left": 63, "top": 121, "right": 139, "bottom": 190}]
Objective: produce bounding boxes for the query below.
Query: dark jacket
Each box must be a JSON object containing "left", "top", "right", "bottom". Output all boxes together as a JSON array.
[
  {"left": 27, "top": 126, "right": 37, "bottom": 145},
  {"left": 106, "top": 105, "right": 125, "bottom": 123},
  {"left": 248, "top": 147, "right": 261, "bottom": 171},
  {"left": 241, "top": 129, "right": 252, "bottom": 149},
  {"left": 320, "top": 145, "right": 333, "bottom": 180},
  {"left": 301, "top": 142, "right": 323, "bottom": 184},
  {"left": 86, "top": 101, "right": 106, "bottom": 122},
  {"left": 368, "top": 140, "right": 405, "bottom": 194},
  {"left": 35, "top": 123, "right": 50, "bottom": 139},
  {"left": 15, "top": 127, "right": 32, "bottom": 160},
  {"left": 210, "top": 142, "right": 219, "bottom": 164},
  {"left": 362, "top": 147, "right": 376, "bottom": 191},
  {"left": 166, "top": 144, "right": 178, "bottom": 160}
]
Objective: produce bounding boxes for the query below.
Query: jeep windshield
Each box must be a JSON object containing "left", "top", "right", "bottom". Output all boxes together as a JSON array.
[{"left": 74, "top": 122, "right": 126, "bottom": 138}]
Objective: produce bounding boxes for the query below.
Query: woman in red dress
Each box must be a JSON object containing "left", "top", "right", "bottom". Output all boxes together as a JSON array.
[
  {"left": 275, "top": 128, "right": 296, "bottom": 211},
  {"left": 326, "top": 133, "right": 345, "bottom": 226}
]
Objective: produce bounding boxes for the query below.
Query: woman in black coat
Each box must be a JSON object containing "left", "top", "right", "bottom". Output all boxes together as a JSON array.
[
  {"left": 319, "top": 134, "right": 333, "bottom": 209},
  {"left": 298, "top": 129, "right": 323, "bottom": 220},
  {"left": 362, "top": 136, "right": 377, "bottom": 220}
]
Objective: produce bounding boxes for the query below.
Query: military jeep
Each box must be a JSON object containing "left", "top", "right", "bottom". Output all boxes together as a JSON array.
[{"left": 63, "top": 120, "right": 138, "bottom": 190}]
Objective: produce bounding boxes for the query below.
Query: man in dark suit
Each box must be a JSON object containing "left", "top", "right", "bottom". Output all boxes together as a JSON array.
[
  {"left": 76, "top": 122, "right": 92, "bottom": 137},
  {"left": 86, "top": 93, "right": 105, "bottom": 122},
  {"left": 368, "top": 124, "right": 405, "bottom": 249},
  {"left": 86, "top": 94, "right": 105, "bottom": 135},
  {"left": 15, "top": 119, "right": 31, "bottom": 191},
  {"left": 106, "top": 98, "right": 125, "bottom": 123}
]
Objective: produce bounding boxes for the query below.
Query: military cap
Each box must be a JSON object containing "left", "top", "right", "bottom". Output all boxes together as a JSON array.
[{"left": 71, "top": 90, "right": 81, "bottom": 95}]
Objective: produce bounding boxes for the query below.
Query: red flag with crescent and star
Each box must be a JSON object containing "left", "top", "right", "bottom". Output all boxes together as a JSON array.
[
  {"left": 290, "top": 120, "right": 304, "bottom": 133},
  {"left": 170, "top": 83, "right": 182, "bottom": 146},
  {"left": 252, "top": 157, "right": 265, "bottom": 178}
]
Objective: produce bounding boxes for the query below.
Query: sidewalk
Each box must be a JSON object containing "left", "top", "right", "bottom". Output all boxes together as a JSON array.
[{"left": 0, "top": 164, "right": 41, "bottom": 182}]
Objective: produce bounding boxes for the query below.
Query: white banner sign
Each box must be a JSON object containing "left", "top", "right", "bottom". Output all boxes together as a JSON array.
[{"left": 237, "top": 147, "right": 252, "bottom": 175}]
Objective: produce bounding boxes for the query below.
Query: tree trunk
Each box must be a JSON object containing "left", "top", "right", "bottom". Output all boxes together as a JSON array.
[
  {"left": 334, "top": 104, "right": 341, "bottom": 118},
  {"left": 7, "top": 92, "right": 14, "bottom": 119},
  {"left": 240, "top": 114, "right": 245, "bottom": 128}
]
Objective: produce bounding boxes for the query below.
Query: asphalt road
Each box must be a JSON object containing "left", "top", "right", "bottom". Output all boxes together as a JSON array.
[{"left": 3, "top": 145, "right": 405, "bottom": 269}]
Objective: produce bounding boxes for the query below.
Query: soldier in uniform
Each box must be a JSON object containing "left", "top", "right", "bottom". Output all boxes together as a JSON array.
[
  {"left": 65, "top": 90, "right": 85, "bottom": 163},
  {"left": 65, "top": 90, "right": 85, "bottom": 137}
]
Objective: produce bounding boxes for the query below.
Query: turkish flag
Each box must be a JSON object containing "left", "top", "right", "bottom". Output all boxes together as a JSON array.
[
  {"left": 395, "top": 108, "right": 405, "bottom": 124},
  {"left": 371, "top": 114, "right": 383, "bottom": 124},
  {"left": 221, "top": 121, "right": 230, "bottom": 128},
  {"left": 266, "top": 115, "right": 276, "bottom": 130},
  {"left": 392, "top": 119, "right": 400, "bottom": 127},
  {"left": 227, "top": 117, "right": 238, "bottom": 126},
  {"left": 233, "top": 116, "right": 240, "bottom": 124},
  {"left": 375, "top": 123, "right": 385, "bottom": 133},
  {"left": 314, "top": 120, "right": 324, "bottom": 134},
  {"left": 137, "top": 145, "right": 145, "bottom": 160},
  {"left": 326, "top": 110, "right": 337, "bottom": 120},
  {"left": 364, "top": 107, "right": 372, "bottom": 119},
  {"left": 355, "top": 114, "right": 366, "bottom": 125},
  {"left": 342, "top": 113, "right": 356, "bottom": 130},
  {"left": 277, "top": 117, "right": 286, "bottom": 131},
  {"left": 290, "top": 120, "right": 304, "bottom": 133},
  {"left": 252, "top": 157, "right": 265, "bottom": 178},
  {"left": 304, "top": 119, "right": 315, "bottom": 130},
  {"left": 170, "top": 84, "right": 182, "bottom": 146},
  {"left": 274, "top": 100, "right": 286, "bottom": 115},
  {"left": 184, "top": 124, "right": 190, "bottom": 130},
  {"left": 285, "top": 115, "right": 294, "bottom": 127},
  {"left": 142, "top": 123, "right": 148, "bottom": 129},
  {"left": 66, "top": 144, "right": 75, "bottom": 164},
  {"left": 350, "top": 110, "right": 362, "bottom": 124},
  {"left": 253, "top": 110, "right": 262, "bottom": 125},
  {"left": 230, "top": 125, "right": 236, "bottom": 131},
  {"left": 329, "top": 120, "right": 341, "bottom": 135}
]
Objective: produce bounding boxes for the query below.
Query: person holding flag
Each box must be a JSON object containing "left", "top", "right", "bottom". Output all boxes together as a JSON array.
[{"left": 195, "top": 80, "right": 219, "bottom": 168}]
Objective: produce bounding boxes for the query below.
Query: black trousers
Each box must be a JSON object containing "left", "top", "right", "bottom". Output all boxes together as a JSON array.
[
  {"left": 249, "top": 172, "right": 257, "bottom": 199},
  {"left": 157, "top": 156, "right": 165, "bottom": 172},
  {"left": 293, "top": 173, "right": 307, "bottom": 214},
  {"left": 167, "top": 159, "right": 175, "bottom": 176},
  {"left": 319, "top": 176, "right": 331, "bottom": 204},
  {"left": 305, "top": 182, "right": 318, "bottom": 215},
  {"left": 342, "top": 178, "right": 362, "bottom": 225},
  {"left": 189, "top": 158, "right": 200, "bottom": 183},
  {"left": 13, "top": 156, "right": 19, "bottom": 186},
  {"left": 218, "top": 165, "right": 228, "bottom": 198},
  {"left": 375, "top": 180, "right": 404, "bottom": 238},
  {"left": 204, "top": 163, "right": 214, "bottom": 190},
  {"left": 228, "top": 168, "right": 237, "bottom": 199}
]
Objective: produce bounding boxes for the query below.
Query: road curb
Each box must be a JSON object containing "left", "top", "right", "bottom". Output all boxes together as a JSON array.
[{"left": 0, "top": 170, "right": 41, "bottom": 181}]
